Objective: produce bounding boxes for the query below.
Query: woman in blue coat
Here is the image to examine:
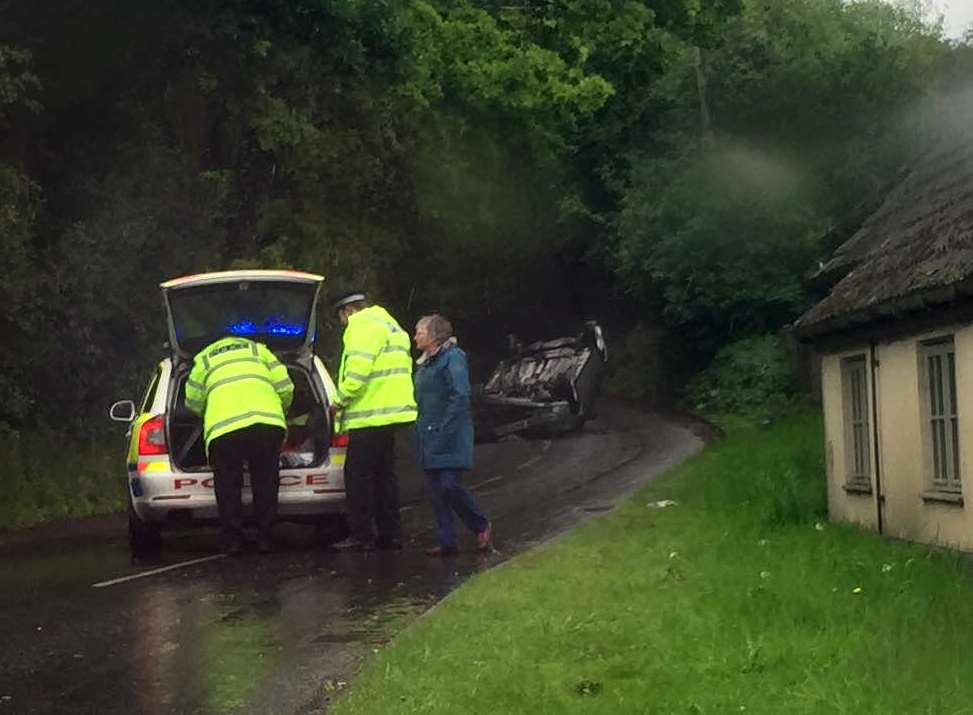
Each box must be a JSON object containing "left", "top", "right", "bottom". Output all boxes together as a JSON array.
[{"left": 413, "top": 314, "right": 492, "bottom": 556}]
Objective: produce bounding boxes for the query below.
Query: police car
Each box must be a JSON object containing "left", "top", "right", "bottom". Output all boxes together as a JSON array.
[{"left": 109, "top": 270, "right": 346, "bottom": 556}]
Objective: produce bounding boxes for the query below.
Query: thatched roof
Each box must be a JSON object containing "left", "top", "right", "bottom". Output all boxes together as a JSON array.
[{"left": 795, "top": 120, "right": 973, "bottom": 340}]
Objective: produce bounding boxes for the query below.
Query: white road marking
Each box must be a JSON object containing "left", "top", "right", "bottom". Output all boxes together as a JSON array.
[
  {"left": 516, "top": 455, "right": 543, "bottom": 471},
  {"left": 471, "top": 475, "right": 504, "bottom": 491},
  {"left": 92, "top": 554, "right": 227, "bottom": 588},
  {"left": 514, "top": 441, "right": 552, "bottom": 470},
  {"left": 473, "top": 488, "right": 503, "bottom": 498}
]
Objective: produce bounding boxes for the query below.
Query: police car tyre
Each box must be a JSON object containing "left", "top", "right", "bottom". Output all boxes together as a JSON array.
[{"left": 128, "top": 499, "right": 162, "bottom": 556}]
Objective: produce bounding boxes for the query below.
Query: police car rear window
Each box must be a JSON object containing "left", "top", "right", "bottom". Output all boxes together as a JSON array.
[{"left": 170, "top": 284, "right": 313, "bottom": 353}]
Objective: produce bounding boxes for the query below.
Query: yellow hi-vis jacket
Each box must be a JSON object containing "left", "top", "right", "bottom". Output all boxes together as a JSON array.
[
  {"left": 185, "top": 337, "right": 294, "bottom": 452},
  {"left": 334, "top": 305, "right": 417, "bottom": 431}
]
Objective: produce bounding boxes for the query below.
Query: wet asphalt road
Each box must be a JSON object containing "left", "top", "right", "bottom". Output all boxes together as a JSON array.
[{"left": 0, "top": 402, "right": 705, "bottom": 715}]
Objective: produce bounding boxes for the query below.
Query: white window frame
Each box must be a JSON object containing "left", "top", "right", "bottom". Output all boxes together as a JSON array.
[
  {"left": 841, "top": 354, "right": 871, "bottom": 487},
  {"left": 920, "top": 337, "right": 961, "bottom": 492}
]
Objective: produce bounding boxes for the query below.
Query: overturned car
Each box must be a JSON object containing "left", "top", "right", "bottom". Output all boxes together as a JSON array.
[{"left": 473, "top": 321, "right": 607, "bottom": 441}]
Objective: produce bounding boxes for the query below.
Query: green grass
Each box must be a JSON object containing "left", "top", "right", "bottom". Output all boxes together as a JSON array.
[
  {"left": 0, "top": 428, "right": 123, "bottom": 529},
  {"left": 333, "top": 411, "right": 973, "bottom": 715}
]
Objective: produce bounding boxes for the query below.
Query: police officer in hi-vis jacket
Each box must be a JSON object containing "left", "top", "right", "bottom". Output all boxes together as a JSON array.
[
  {"left": 185, "top": 336, "right": 293, "bottom": 554},
  {"left": 328, "top": 289, "right": 417, "bottom": 551}
]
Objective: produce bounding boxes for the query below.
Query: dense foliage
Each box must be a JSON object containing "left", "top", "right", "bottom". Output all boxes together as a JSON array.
[
  {"left": 0, "top": 0, "right": 963, "bottom": 441},
  {"left": 686, "top": 334, "right": 800, "bottom": 417},
  {"left": 614, "top": 0, "right": 947, "bottom": 351}
]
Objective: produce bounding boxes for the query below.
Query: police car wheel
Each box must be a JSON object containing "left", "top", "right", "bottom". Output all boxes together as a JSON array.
[{"left": 128, "top": 500, "right": 161, "bottom": 556}]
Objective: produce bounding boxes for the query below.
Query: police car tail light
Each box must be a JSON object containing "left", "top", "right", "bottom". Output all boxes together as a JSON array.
[
  {"left": 331, "top": 433, "right": 349, "bottom": 448},
  {"left": 138, "top": 415, "right": 168, "bottom": 455}
]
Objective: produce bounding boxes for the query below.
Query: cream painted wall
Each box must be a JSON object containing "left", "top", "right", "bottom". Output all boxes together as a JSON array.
[
  {"left": 872, "top": 337, "right": 924, "bottom": 542},
  {"left": 821, "top": 321, "right": 973, "bottom": 550}
]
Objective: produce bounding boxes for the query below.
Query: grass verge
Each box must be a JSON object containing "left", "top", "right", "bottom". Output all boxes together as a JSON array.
[
  {"left": 0, "top": 428, "right": 122, "bottom": 529},
  {"left": 333, "top": 411, "right": 973, "bottom": 715}
]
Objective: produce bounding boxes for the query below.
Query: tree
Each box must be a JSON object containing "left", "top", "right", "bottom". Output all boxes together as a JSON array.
[
  {"left": 612, "top": 0, "right": 947, "bottom": 355},
  {"left": 0, "top": 44, "right": 40, "bottom": 426}
]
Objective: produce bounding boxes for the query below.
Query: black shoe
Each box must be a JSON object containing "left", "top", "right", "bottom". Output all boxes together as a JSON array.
[
  {"left": 376, "top": 537, "right": 403, "bottom": 551},
  {"left": 331, "top": 537, "right": 375, "bottom": 552},
  {"left": 256, "top": 538, "right": 274, "bottom": 554}
]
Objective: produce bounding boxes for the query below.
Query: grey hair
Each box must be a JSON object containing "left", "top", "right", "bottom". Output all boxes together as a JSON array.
[{"left": 418, "top": 314, "right": 453, "bottom": 344}]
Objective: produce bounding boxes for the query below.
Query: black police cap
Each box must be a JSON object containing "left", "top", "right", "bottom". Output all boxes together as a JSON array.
[{"left": 328, "top": 287, "right": 367, "bottom": 311}]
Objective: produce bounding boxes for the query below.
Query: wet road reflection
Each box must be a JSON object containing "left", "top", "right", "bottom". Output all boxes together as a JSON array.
[{"left": 0, "top": 404, "right": 704, "bottom": 714}]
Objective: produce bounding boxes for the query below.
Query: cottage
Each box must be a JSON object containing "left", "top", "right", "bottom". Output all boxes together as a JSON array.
[{"left": 795, "top": 118, "right": 973, "bottom": 548}]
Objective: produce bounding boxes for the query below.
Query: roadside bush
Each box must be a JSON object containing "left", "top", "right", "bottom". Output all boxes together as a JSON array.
[
  {"left": 686, "top": 334, "right": 801, "bottom": 418},
  {"left": 0, "top": 428, "right": 122, "bottom": 530}
]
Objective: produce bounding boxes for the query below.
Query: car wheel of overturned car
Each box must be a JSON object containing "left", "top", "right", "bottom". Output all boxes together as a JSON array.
[
  {"left": 128, "top": 499, "right": 162, "bottom": 557},
  {"left": 315, "top": 513, "right": 350, "bottom": 546}
]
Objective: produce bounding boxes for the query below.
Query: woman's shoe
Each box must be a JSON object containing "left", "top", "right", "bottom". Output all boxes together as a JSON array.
[
  {"left": 476, "top": 522, "right": 493, "bottom": 552},
  {"left": 424, "top": 545, "right": 459, "bottom": 557}
]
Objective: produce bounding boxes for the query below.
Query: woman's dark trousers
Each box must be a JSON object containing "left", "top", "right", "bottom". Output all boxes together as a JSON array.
[{"left": 425, "top": 468, "right": 488, "bottom": 549}]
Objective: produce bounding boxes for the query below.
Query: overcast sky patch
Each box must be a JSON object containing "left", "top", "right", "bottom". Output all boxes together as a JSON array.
[{"left": 935, "top": 0, "right": 973, "bottom": 38}]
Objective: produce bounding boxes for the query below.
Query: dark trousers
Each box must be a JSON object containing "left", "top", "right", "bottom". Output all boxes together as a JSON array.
[
  {"left": 426, "top": 469, "right": 488, "bottom": 549},
  {"left": 344, "top": 425, "right": 400, "bottom": 544},
  {"left": 208, "top": 424, "right": 285, "bottom": 545}
]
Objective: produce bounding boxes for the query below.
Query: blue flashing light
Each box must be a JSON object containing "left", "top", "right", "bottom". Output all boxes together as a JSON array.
[
  {"left": 228, "top": 321, "right": 258, "bottom": 335},
  {"left": 227, "top": 317, "right": 305, "bottom": 337},
  {"left": 267, "top": 322, "right": 305, "bottom": 336}
]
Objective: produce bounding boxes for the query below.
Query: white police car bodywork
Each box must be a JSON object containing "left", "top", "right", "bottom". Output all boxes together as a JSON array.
[{"left": 109, "top": 270, "right": 346, "bottom": 555}]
